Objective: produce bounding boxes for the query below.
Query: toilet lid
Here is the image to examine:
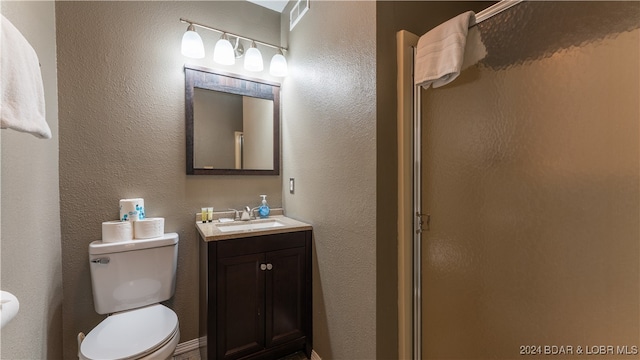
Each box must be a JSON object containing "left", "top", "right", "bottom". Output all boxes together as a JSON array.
[{"left": 81, "top": 304, "right": 178, "bottom": 360}]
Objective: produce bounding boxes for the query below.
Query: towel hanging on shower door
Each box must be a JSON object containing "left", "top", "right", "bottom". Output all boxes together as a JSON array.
[{"left": 415, "top": 11, "right": 487, "bottom": 89}]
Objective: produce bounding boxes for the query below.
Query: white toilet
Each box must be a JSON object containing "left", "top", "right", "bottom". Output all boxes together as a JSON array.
[{"left": 79, "top": 233, "right": 180, "bottom": 360}]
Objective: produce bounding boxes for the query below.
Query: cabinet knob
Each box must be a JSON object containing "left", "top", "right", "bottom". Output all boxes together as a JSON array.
[
  {"left": 266, "top": 263, "right": 273, "bottom": 270},
  {"left": 260, "top": 264, "right": 267, "bottom": 271}
]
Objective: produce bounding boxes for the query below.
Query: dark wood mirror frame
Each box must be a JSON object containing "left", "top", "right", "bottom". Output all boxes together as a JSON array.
[{"left": 185, "top": 65, "right": 280, "bottom": 175}]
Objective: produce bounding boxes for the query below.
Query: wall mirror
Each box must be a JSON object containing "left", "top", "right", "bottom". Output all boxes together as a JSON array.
[{"left": 185, "top": 65, "right": 280, "bottom": 175}]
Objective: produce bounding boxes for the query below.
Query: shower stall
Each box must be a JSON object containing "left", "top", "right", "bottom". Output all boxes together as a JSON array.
[{"left": 397, "top": 1, "right": 640, "bottom": 359}]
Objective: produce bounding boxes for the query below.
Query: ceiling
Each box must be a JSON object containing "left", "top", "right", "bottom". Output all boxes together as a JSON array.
[{"left": 247, "top": 0, "right": 289, "bottom": 13}]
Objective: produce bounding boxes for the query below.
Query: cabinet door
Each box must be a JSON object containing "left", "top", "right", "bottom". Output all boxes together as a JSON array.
[
  {"left": 217, "top": 253, "right": 266, "bottom": 360},
  {"left": 265, "top": 246, "right": 306, "bottom": 348}
]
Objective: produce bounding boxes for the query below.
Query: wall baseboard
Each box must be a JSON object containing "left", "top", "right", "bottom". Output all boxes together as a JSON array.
[
  {"left": 174, "top": 337, "right": 204, "bottom": 355},
  {"left": 311, "top": 350, "right": 322, "bottom": 360}
]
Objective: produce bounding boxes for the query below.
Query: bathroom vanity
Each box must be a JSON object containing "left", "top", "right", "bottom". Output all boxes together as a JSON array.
[{"left": 197, "top": 215, "right": 312, "bottom": 360}]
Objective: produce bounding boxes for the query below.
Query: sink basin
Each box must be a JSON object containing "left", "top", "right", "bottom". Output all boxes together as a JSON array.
[{"left": 216, "top": 219, "right": 285, "bottom": 233}]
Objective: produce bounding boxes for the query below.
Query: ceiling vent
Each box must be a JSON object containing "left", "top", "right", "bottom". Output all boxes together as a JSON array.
[{"left": 289, "top": 0, "right": 309, "bottom": 30}]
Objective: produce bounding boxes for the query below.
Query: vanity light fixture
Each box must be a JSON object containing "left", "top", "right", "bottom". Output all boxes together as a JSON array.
[
  {"left": 180, "top": 18, "right": 288, "bottom": 77},
  {"left": 269, "top": 49, "right": 288, "bottom": 77},
  {"left": 213, "top": 33, "right": 235, "bottom": 65},
  {"left": 181, "top": 24, "right": 205, "bottom": 59},
  {"left": 244, "top": 41, "right": 263, "bottom": 72},
  {"left": 232, "top": 37, "right": 244, "bottom": 58}
]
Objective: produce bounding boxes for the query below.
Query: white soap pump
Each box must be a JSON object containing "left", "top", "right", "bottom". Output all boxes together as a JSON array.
[{"left": 258, "top": 195, "right": 270, "bottom": 219}]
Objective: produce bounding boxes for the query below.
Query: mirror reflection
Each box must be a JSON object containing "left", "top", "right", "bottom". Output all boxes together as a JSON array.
[
  {"left": 194, "top": 89, "right": 274, "bottom": 170},
  {"left": 185, "top": 66, "right": 280, "bottom": 175}
]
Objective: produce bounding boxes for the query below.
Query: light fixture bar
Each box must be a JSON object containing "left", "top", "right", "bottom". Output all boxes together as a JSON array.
[{"left": 180, "top": 18, "right": 287, "bottom": 52}]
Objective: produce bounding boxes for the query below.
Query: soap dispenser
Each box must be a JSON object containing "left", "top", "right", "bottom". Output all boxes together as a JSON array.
[{"left": 258, "top": 195, "right": 270, "bottom": 218}]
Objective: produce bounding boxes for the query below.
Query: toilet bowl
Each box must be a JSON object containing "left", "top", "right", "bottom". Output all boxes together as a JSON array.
[
  {"left": 79, "top": 304, "right": 180, "bottom": 360},
  {"left": 80, "top": 233, "right": 180, "bottom": 360}
]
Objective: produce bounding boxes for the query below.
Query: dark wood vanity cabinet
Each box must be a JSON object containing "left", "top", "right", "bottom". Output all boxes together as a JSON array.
[{"left": 200, "top": 230, "right": 312, "bottom": 360}]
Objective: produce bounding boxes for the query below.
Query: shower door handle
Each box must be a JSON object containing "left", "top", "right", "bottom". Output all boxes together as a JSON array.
[{"left": 416, "top": 213, "right": 430, "bottom": 233}]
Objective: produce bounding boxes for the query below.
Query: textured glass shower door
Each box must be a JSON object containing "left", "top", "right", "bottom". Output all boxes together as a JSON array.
[{"left": 420, "top": 2, "right": 640, "bottom": 359}]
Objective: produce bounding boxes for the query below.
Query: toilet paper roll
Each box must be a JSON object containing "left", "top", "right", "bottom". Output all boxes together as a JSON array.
[
  {"left": 102, "top": 221, "right": 133, "bottom": 243},
  {"left": 134, "top": 217, "right": 164, "bottom": 239},
  {"left": 119, "top": 198, "right": 145, "bottom": 221}
]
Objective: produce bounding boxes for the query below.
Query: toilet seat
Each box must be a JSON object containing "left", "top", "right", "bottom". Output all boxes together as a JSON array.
[{"left": 80, "top": 304, "right": 179, "bottom": 360}]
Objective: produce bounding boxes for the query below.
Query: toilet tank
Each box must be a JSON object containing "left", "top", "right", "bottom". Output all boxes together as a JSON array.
[{"left": 88, "top": 233, "right": 178, "bottom": 314}]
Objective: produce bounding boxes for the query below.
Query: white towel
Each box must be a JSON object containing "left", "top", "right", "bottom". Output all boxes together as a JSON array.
[
  {"left": 1, "top": 15, "right": 51, "bottom": 139},
  {"left": 415, "top": 11, "right": 486, "bottom": 89}
]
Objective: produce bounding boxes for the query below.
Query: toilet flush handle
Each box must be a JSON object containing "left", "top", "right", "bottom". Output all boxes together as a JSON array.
[{"left": 90, "top": 257, "right": 110, "bottom": 265}]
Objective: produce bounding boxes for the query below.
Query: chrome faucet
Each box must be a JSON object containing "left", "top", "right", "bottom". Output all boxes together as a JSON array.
[
  {"left": 240, "top": 206, "right": 252, "bottom": 221},
  {"left": 229, "top": 207, "right": 259, "bottom": 221}
]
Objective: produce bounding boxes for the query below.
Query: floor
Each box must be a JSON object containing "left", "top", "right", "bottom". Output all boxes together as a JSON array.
[
  {"left": 172, "top": 349, "right": 200, "bottom": 360},
  {"left": 279, "top": 351, "right": 309, "bottom": 360},
  {"left": 173, "top": 349, "right": 309, "bottom": 360}
]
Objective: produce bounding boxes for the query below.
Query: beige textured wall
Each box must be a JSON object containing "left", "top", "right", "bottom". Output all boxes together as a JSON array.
[
  {"left": 56, "top": 2, "right": 282, "bottom": 358},
  {"left": 281, "top": 1, "right": 377, "bottom": 358},
  {"left": 0, "top": 1, "right": 62, "bottom": 359}
]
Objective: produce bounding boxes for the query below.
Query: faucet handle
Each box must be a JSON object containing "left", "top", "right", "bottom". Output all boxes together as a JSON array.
[{"left": 228, "top": 208, "right": 240, "bottom": 220}]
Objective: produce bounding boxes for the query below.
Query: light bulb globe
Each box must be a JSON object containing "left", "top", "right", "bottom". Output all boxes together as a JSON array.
[
  {"left": 213, "top": 37, "right": 235, "bottom": 65},
  {"left": 244, "top": 46, "right": 264, "bottom": 72},
  {"left": 181, "top": 27, "right": 205, "bottom": 59},
  {"left": 269, "top": 53, "right": 288, "bottom": 77}
]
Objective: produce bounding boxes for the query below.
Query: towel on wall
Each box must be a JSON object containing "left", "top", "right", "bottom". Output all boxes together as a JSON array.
[
  {"left": 1, "top": 14, "right": 51, "bottom": 139},
  {"left": 415, "top": 11, "right": 487, "bottom": 89}
]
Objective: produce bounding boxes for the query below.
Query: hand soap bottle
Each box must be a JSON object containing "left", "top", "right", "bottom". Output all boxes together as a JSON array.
[{"left": 258, "top": 195, "right": 270, "bottom": 219}]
